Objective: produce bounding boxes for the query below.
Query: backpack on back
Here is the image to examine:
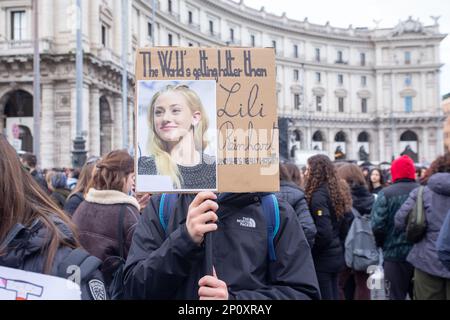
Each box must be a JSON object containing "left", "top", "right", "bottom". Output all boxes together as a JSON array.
[
  {"left": 158, "top": 193, "right": 280, "bottom": 262},
  {"left": 345, "top": 208, "right": 380, "bottom": 271},
  {"left": 57, "top": 248, "right": 107, "bottom": 300}
]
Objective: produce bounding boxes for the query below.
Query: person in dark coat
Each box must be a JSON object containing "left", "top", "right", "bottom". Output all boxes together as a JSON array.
[
  {"left": 21, "top": 152, "right": 49, "bottom": 193},
  {"left": 0, "top": 135, "right": 107, "bottom": 300},
  {"left": 337, "top": 163, "right": 375, "bottom": 300},
  {"left": 64, "top": 157, "right": 100, "bottom": 216},
  {"left": 72, "top": 150, "right": 140, "bottom": 289},
  {"left": 123, "top": 192, "right": 321, "bottom": 300},
  {"left": 304, "top": 155, "right": 353, "bottom": 300},
  {"left": 275, "top": 163, "right": 317, "bottom": 248},
  {"left": 49, "top": 172, "right": 71, "bottom": 209},
  {"left": 395, "top": 153, "right": 450, "bottom": 300},
  {"left": 371, "top": 155, "right": 419, "bottom": 300}
]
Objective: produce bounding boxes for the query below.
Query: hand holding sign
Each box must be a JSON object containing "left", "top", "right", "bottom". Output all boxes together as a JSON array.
[
  {"left": 198, "top": 267, "right": 228, "bottom": 300},
  {"left": 186, "top": 191, "right": 218, "bottom": 245}
]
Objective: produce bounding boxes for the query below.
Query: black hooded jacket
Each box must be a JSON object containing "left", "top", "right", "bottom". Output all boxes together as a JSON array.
[
  {"left": 123, "top": 193, "right": 320, "bottom": 300},
  {"left": 0, "top": 217, "right": 107, "bottom": 300},
  {"left": 275, "top": 181, "right": 317, "bottom": 248},
  {"left": 351, "top": 184, "right": 375, "bottom": 216}
]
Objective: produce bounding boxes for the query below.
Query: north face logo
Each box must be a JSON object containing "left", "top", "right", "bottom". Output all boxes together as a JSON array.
[{"left": 237, "top": 217, "right": 256, "bottom": 228}]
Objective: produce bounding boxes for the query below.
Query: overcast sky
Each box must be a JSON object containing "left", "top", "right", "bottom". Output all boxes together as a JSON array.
[{"left": 242, "top": 0, "right": 450, "bottom": 96}]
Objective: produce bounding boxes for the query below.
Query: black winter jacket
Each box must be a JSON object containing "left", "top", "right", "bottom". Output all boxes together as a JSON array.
[
  {"left": 0, "top": 217, "right": 107, "bottom": 300},
  {"left": 310, "top": 184, "right": 348, "bottom": 273},
  {"left": 30, "top": 169, "right": 49, "bottom": 194},
  {"left": 64, "top": 192, "right": 84, "bottom": 216},
  {"left": 123, "top": 193, "right": 320, "bottom": 300},
  {"left": 275, "top": 180, "right": 317, "bottom": 247},
  {"left": 351, "top": 184, "right": 375, "bottom": 216}
]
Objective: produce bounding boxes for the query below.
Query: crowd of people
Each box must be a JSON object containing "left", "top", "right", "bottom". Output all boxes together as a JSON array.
[{"left": 1, "top": 133, "right": 450, "bottom": 300}]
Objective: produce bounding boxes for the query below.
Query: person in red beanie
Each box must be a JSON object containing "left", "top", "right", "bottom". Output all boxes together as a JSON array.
[
  {"left": 371, "top": 155, "right": 419, "bottom": 300},
  {"left": 390, "top": 155, "right": 417, "bottom": 182}
]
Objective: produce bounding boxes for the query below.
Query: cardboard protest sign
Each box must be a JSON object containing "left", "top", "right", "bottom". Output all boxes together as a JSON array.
[
  {"left": 135, "top": 47, "right": 279, "bottom": 193},
  {"left": 0, "top": 266, "right": 81, "bottom": 300}
]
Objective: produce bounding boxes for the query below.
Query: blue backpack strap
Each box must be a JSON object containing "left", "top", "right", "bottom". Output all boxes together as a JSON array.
[
  {"left": 261, "top": 194, "right": 280, "bottom": 262},
  {"left": 159, "top": 194, "right": 178, "bottom": 233}
]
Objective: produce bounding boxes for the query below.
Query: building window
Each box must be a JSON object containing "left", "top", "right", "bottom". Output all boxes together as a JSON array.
[
  {"left": 338, "top": 74, "right": 344, "bottom": 85},
  {"left": 230, "top": 28, "right": 234, "bottom": 42},
  {"left": 338, "top": 97, "right": 344, "bottom": 112},
  {"left": 294, "top": 94, "right": 300, "bottom": 110},
  {"left": 361, "top": 76, "right": 367, "bottom": 87},
  {"left": 294, "top": 44, "right": 298, "bottom": 58},
  {"left": 360, "top": 53, "right": 366, "bottom": 66},
  {"left": 405, "top": 74, "right": 412, "bottom": 86},
  {"left": 188, "top": 42, "right": 193, "bottom": 47},
  {"left": 209, "top": 20, "right": 214, "bottom": 35},
  {"left": 148, "top": 22, "right": 152, "bottom": 38},
  {"left": 168, "top": 0, "right": 172, "bottom": 13},
  {"left": 405, "top": 51, "right": 411, "bottom": 65},
  {"left": 404, "top": 96, "right": 413, "bottom": 112},
  {"left": 11, "top": 10, "right": 26, "bottom": 41},
  {"left": 316, "top": 72, "right": 321, "bottom": 83},
  {"left": 272, "top": 40, "right": 277, "bottom": 53},
  {"left": 101, "top": 25, "right": 107, "bottom": 47},
  {"left": 362, "top": 98, "right": 367, "bottom": 113},
  {"left": 315, "top": 48, "right": 321, "bottom": 62},
  {"left": 316, "top": 96, "right": 322, "bottom": 111},
  {"left": 168, "top": 33, "right": 173, "bottom": 46},
  {"left": 250, "top": 35, "right": 255, "bottom": 47},
  {"left": 294, "top": 69, "right": 299, "bottom": 81},
  {"left": 188, "top": 11, "right": 193, "bottom": 24},
  {"left": 337, "top": 50, "right": 343, "bottom": 63}
]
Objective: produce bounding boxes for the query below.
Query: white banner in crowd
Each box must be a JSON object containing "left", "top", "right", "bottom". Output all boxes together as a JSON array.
[{"left": 0, "top": 266, "right": 81, "bottom": 300}]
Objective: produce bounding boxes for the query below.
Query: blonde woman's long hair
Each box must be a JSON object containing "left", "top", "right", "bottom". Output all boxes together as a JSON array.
[{"left": 147, "top": 84, "right": 209, "bottom": 188}]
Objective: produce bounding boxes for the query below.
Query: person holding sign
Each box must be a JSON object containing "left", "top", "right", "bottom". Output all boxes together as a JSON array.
[
  {"left": 0, "top": 134, "right": 107, "bottom": 300},
  {"left": 123, "top": 191, "right": 320, "bottom": 300},
  {"left": 138, "top": 84, "right": 216, "bottom": 190}
]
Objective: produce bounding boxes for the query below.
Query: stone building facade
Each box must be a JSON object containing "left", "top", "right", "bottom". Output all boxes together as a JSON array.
[{"left": 0, "top": 0, "right": 446, "bottom": 167}]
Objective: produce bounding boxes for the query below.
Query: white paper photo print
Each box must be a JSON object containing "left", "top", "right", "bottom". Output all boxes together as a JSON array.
[{"left": 136, "top": 80, "right": 217, "bottom": 192}]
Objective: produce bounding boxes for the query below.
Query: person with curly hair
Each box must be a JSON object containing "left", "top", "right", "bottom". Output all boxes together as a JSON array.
[
  {"left": 395, "top": 153, "right": 450, "bottom": 299},
  {"left": 305, "top": 154, "right": 353, "bottom": 299}
]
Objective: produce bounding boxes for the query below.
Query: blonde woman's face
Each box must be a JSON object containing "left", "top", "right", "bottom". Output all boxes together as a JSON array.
[{"left": 153, "top": 91, "right": 200, "bottom": 143}]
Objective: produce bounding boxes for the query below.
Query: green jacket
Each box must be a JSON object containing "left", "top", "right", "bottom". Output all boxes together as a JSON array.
[{"left": 370, "top": 179, "right": 418, "bottom": 262}]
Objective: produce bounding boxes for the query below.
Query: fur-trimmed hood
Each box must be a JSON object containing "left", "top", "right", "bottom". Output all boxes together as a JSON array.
[{"left": 85, "top": 188, "right": 140, "bottom": 210}]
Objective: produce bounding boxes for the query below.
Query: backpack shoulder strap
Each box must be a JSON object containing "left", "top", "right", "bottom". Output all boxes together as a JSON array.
[
  {"left": 117, "top": 205, "right": 126, "bottom": 259},
  {"left": 261, "top": 194, "right": 280, "bottom": 262},
  {"left": 57, "top": 248, "right": 102, "bottom": 281},
  {"left": 417, "top": 185, "right": 425, "bottom": 223},
  {"left": 158, "top": 194, "right": 178, "bottom": 233}
]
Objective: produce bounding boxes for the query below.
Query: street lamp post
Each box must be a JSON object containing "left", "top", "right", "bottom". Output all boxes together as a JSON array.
[
  {"left": 122, "top": 0, "right": 129, "bottom": 150},
  {"left": 32, "top": 0, "right": 41, "bottom": 164},
  {"left": 390, "top": 111, "right": 396, "bottom": 161},
  {"left": 72, "top": 0, "right": 87, "bottom": 168}
]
